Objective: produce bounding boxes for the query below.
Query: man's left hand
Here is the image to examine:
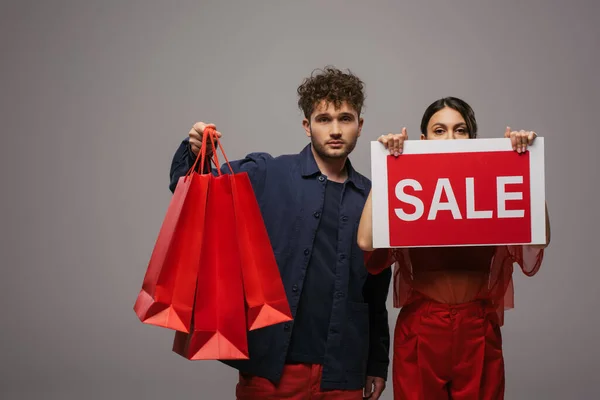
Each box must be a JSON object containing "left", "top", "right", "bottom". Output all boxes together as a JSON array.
[{"left": 363, "top": 376, "right": 386, "bottom": 399}]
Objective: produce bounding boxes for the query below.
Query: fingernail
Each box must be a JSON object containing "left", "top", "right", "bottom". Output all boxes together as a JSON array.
[{"left": 394, "top": 151, "right": 399, "bottom": 157}]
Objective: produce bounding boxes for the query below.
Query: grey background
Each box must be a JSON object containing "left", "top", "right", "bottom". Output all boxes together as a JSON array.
[{"left": 1, "top": 0, "right": 598, "bottom": 399}]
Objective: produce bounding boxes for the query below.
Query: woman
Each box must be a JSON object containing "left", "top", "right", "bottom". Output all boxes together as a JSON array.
[{"left": 358, "top": 97, "right": 551, "bottom": 400}]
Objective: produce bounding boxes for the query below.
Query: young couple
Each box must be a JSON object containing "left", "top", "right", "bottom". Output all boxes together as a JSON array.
[{"left": 168, "top": 66, "right": 550, "bottom": 400}]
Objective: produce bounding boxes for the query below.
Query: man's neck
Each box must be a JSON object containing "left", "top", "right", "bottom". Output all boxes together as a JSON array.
[{"left": 311, "top": 146, "right": 348, "bottom": 183}]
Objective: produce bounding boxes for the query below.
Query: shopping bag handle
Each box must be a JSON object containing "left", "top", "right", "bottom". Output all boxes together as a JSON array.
[
  {"left": 185, "top": 122, "right": 212, "bottom": 180},
  {"left": 205, "top": 127, "right": 233, "bottom": 176}
]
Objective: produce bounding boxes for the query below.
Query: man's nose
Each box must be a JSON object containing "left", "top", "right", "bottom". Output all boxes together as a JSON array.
[{"left": 331, "top": 121, "right": 342, "bottom": 135}]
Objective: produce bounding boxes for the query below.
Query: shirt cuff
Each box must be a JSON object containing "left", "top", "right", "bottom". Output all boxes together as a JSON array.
[{"left": 366, "top": 361, "right": 389, "bottom": 380}]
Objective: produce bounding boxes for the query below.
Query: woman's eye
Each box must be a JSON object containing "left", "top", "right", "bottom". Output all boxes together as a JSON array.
[{"left": 435, "top": 129, "right": 444, "bottom": 134}]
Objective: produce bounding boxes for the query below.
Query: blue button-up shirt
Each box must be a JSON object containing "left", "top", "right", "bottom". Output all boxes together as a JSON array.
[{"left": 169, "top": 140, "right": 392, "bottom": 390}]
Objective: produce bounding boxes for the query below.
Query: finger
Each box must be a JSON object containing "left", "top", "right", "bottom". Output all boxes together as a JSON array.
[
  {"left": 364, "top": 380, "right": 374, "bottom": 397},
  {"left": 386, "top": 134, "right": 394, "bottom": 153},
  {"left": 519, "top": 130, "right": 527, "bottom": 153},
  {"left": 389, "top": 134, "right": 396, "bottom": 154},
  {"left": 528, "top": 131, "right": 536, "bottom": 145},
  {"left": 521, "top": 132, "right": 529, "bottom": 152},
  {"left": 399, "top": 128, "right": 408, "bottom": 154},
  {"left": 372, "top": 382, "right": 385, "bottom": 400},
  {"left": 504, "top": 126, "right": 511, "bottom": 139},
  {"left": 393, "top": 135, "right": 401, "bottom": 156},
  {"left": 193, "top": 122, "right": 217, "bottom": 133},
  {"left": 510, "top": 131, "right": 518, "bottom": 151},
  {"left": 190, "top": 143, "right": 200, "bottom": 156},
  {"left": 392, "top": 134, "right": 399, "bottom": 150},
  {"left": 189, "top": 136, "right": 202, "bottom": 148},
  {"left": 189, "top": 127, "right": 201, "bottom": 141},
  {"left": 192, "top": 122, "right": 207, "bottom": 133},
  {"left": 190, "top": 143, "right": 206, "bottom": 156}
]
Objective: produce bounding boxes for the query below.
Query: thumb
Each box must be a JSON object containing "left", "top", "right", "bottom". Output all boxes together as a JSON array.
[
  {"left": 504, "top": 126, "right": 511, "bottom": 138},
  {"left": 402, "top": 127, "right": 408, "bottom": 139},
  {"left": 364, "top": 378, "right": 374, "bottom": 397}
]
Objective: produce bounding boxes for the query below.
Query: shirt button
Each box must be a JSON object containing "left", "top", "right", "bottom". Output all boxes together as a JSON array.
[
  {"left": 339, "top": 254, "right": 346, "bottom": 261},
  {"left": 341, "top": 216, "right": 348, "bottom": 222},
  {"left": 314, "top": 211, "right": 321, "bottom": 218},
  {"left": 284, "top": 323, "right": 291, "bottom": 331},
  {"left": 336, "top": 292, "right": 344, "bottom": 299},
  {"left": 292, "top": 285, "right": 298, "bottom": 292},
  {"left": 318, "top": 176, "right": 326, "bottom": 182},
  {"left": 304, "top": 248, "right": 310, "bottom": 256},
  {"left": 451, "top": 309, "right": 457, "bottom": 315}
]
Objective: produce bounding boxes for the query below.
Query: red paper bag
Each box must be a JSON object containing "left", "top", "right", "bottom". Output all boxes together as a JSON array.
[
  {"left": 230, "top": 173, "right": 293, "bottom": 330},
  {"left": 133, "top": 132, "right": 211, "bottom": 333},
  {"left": 173, "top": 131, "right": 249, "bottom": 359}
]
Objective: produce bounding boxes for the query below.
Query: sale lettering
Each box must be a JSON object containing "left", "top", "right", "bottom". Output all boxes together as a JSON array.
[{"left": 394, "top": 176, "right": 525, "bottom": 222}]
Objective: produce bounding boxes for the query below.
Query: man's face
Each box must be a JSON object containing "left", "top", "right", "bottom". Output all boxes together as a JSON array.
[{"left": 303, "top": 100, "right": 363, "bottom": 160}]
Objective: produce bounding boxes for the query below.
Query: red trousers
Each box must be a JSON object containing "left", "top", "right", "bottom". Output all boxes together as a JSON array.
[
  {"left": 235, "top": 363, "right": 363, "bottom": 400},
  {"left": 393, "top": 298, "right": 504, "bottom": 400}
]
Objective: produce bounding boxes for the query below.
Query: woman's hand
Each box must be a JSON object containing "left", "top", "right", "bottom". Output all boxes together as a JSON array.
[
  {"left": 505, "top": 126, "right": 537, "bottom": 154},
  {"left": 378, "top": 127, "right": 408, "bottom": 156}
]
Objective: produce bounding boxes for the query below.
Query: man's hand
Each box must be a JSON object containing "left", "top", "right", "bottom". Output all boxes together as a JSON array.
[
  {"left": 504, "top": 126, "right": 537, "bottom": 154},
  {"left": 188, "top": 122, "right": 222, "bottom": 156},
  {"left": 363, "top": 376, "right": 386, "bottom": 399}
]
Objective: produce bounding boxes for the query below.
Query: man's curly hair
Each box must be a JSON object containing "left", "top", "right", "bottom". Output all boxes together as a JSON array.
[{"left": 297, "top": 66, "right": 365, "bottom": 119}]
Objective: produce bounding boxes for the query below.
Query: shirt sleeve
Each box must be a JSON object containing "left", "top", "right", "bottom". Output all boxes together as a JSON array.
[
  {"left": 363, "top": 266, "right": 392, "bottom": 380},
  {"left": 363, "top": 248, "right": 395, "bottom": 275},
  {"left": 506, "top": 245, "right": 545, "bottom": 277},
  {"left": 168, "top": 137, "right": 272, "bottom": 197}
]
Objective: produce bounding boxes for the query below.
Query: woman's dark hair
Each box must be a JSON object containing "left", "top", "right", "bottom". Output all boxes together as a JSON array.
[{"left": 420, "top": 97, "right": 478, "bottom": 138}]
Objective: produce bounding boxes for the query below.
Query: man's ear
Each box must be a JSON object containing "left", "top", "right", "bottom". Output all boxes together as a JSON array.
[
  {"left": 358, "top": 117, "right": 364, "bottom": 137},
  {"left": 303, "top": 118, "right": 311, "bottom": 137}
]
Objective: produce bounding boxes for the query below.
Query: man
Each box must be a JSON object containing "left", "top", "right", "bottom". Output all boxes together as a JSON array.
[{"left": 169, "top": 66, "right": 392, "bottom": 399}]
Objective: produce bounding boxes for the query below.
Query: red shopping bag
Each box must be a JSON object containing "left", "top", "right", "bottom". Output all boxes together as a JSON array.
[
  {"left": 230, "top": 173, "right": 293, "bottom": 330},
  {"left": 133, "top": 131, "right": 212, "bottom": 333},
  {"left": 173, "top": 130, "right": 249, "bottom": 359}
]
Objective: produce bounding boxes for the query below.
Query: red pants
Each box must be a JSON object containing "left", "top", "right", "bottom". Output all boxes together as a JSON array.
[
  {"left": 236, "top": 363, "right": 363, "bottom": 400},
  {"left": 393, "top": 298, "right": 504, "bottom": 400}
]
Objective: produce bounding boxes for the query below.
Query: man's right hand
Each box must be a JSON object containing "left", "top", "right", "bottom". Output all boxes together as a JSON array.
[{"left": 188, "top": 122, "right": 222, "bottom": 156}]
